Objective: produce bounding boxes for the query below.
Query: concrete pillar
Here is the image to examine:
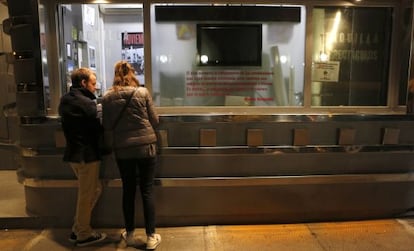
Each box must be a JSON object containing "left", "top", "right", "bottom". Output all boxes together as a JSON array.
[{"left": 5, "top": 0, "right": 45, "bottom": 121}]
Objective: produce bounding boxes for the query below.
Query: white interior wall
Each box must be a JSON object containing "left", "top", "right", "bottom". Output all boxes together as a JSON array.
[{"left": 101, "top": 14, "right": 143, "bottom": 90}]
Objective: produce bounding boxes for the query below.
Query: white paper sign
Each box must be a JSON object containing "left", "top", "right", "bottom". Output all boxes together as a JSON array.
[{"left": 312, "top": 61, "right": 340, "bottom": 82}]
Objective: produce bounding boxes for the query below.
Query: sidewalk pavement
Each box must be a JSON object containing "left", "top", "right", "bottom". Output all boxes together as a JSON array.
[{"left": 1, "top": 218, "right": 414, "bottom": 251}]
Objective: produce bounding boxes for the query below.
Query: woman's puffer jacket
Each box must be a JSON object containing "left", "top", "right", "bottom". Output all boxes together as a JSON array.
[{"left": 102, "top": 86, "right": 159, "bottom": 154}]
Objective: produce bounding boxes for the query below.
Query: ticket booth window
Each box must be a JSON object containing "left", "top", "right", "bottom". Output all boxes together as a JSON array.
[{"left": 150, "top": 4, "right": 306, "bottom": 107}]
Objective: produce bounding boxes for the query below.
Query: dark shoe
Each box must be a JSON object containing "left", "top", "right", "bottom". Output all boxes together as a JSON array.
[
  {"left": 68, "top": 232, "right": 77, "bottom": 243},
  {"left": 76, "top": 232, "right": 107, "bottom": 247}
]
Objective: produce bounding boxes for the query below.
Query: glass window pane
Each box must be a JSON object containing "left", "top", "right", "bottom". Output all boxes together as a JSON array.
[
  {"left": 311, "top": 7, "right": 392, "bottom": 106},
  {"left": 151, "top": 4, "right": 305, "bottom": 107},
  {"left": 59, "top": 4, "right": 144, "bottom": 97},
  {"left": 400, "top": 5, "right": 413, "bottom": 106}
]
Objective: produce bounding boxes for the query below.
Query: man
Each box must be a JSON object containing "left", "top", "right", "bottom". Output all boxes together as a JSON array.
[{"left": 58, "top": 68, "right": 107, "bottom": 247}]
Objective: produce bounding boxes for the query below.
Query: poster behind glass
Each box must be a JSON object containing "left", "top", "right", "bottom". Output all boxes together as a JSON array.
[{"left": 122, "top": 32, "right": 144, "bottom": 85}]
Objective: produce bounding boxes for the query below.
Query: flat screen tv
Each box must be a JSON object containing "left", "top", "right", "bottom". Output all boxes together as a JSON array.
[{"left": 197, "top": 24, "right": 262, "bottom": 67}]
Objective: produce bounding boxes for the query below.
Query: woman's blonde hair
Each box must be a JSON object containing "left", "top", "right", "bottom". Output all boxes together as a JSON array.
[{"left": 113, "top": 60, "right": 140, "bottom": 89}]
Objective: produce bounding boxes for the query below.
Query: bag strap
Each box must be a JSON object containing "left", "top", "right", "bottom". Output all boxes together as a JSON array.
[{"left": 111, "top": 88, "right": 136, "bottom": 130}]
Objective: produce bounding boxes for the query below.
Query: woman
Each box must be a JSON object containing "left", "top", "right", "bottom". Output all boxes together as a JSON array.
[{"left": 102, "top": 61, "right": 161, "bottom": 249}]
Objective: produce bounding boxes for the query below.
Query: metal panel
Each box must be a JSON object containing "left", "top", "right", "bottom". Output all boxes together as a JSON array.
[
  {"left": 247, "top": 129, "right": 263, "bottom": 147},
  {"left": 338, "top": 128, "right": 356, "bottom": 145},
  {"left": 22, "top": 174, "right": 414, "bottom": 226},
  {"left": 16, "top": 114, "right": 414, "bottom": 226},
  {"left": 200, "top": 129, "right": 216, "bottom": 147},
  {"left": 293, "top": 128, "right": 309, "bottom": 146},
  {"left": 383, "top": 128, "right": 400, "bottom": 145}
]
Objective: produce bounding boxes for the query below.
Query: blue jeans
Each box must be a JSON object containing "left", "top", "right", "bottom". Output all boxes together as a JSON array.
[{"left": 116, "top": 157, "right": 157, "bottom": 235}]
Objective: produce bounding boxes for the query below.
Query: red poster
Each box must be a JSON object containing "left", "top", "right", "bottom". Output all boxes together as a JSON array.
[{"left": 121, "top": 32, "right": 144, "bottom": 75}]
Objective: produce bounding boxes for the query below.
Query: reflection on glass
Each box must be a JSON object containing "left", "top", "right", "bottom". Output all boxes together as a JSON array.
[{"left": 311, "top": 7, "right": 392, "bottom": 106}]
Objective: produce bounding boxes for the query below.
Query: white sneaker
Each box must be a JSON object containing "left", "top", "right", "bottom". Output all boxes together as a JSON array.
[
  {"left": 121, "top": 231, "right": 137, "bottom": 246},
  {"left": 146, "top": 233, "right": 161, "bottom": 250}
]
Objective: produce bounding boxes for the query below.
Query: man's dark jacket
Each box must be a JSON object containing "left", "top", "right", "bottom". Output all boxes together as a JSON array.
[{"left": 59, "top": 87, "right": 103, "bottom": 163}]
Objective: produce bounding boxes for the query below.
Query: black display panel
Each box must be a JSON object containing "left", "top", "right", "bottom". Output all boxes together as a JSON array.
[
  {"left": 155, "top": 6, "right": 301, "bottom": 22},
  {"left": 197, "top": 24, "right": 262, "bottom": 66}
]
